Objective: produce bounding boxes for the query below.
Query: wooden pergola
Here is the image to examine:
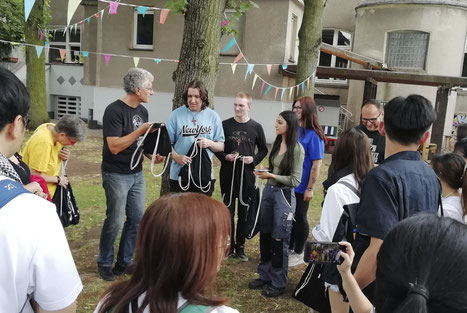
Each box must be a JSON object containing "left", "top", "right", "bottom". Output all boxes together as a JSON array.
[{"left": 282, "top": 47, "right": 467, "bottom": 153}]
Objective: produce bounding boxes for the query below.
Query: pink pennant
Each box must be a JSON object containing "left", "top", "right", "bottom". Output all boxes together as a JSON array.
[
  {"left": 233, "top": 52, "right": 243, "bottom": 64},
  {"left": 59, "top": 49, "right": 66, "bottom": 62},
  {"left": 39, "top": 32, "right": 44, "bottom": 41},
  {"left": 109, "top": 1, "right": 119, "bottom": 15},
  {"left": 266, "top": 64, "right": 272, "bottom": 75},
  {"left": 104, "top": 54, "right": 111, "bottom": 65},
  {"left": 274, "top": 88, "right": 279, "bottom": 100},
  {"left": 160, "top": 9, "right": 169, "bottom": 24},
  {"left": 260, "top": 81, "right": 265, "bottom": 95}
]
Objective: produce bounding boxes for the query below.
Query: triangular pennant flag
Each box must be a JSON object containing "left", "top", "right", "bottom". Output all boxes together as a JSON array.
[
  {"left": 69, "top": 24, "right": 74, "bottom": 34},
  {"left": 260, "top": 81, "right": 265, "bottom": 95},
  {"left": 100, "top": 9, "right": 104, "bottom": 21},
  {"left": 35, "top": 45, "right": 43, "bottom": 58},
  {"left": 104, "top": 54, "right": 111, "bottom": 65},
  {"left": 251, "top": 74, "right": 258, "bottom": 90},
  {"left": 86, "top": 17, "right": 91, "bottom": 23},
  {"left": 289, "top": 87, "right": 294, "bottom": 99},
  {"left": 306, "top": 77, "right": 310, "bottom": 89},
  {"left": 94, "top": 13, "right": 99, "bottom": 19},
  {"left": 24, "top": 0, "right": 36, "bottom": 21},
  {"left": 296, "top": 85, "right": 300, "bottom": 95},
  {"left": 133, "top": 57, "right": 140, "bottom": 67},
  {"left": 74, "top": 24, "right": 78, "bottom": 35},
  {"left": 244, "top": 64, "right": 254, "bottom": 80},
  {"left": 281, "top": 88, "right": 286, "bottom": 100},
  {"left": 282, "top": 64, "right": 288, "bottom": 70},
  {"left": 44, "top": 40, "right": 49, "bottom": 54},
  {"left": 39, "top": 32, "right": 43, "bottom": 40},
  {"left": 233, "top": 52, "right": 243, "bottom": 64},
  {"left": 59, "top": 49, "right": 66, "bottom": 62},
  {"left": 67, "top": 0, "right": 82, "bottom": 25},
  {"left": 301, "top": 82, "right": 305, "bottom": 92},
  {"left": 137, "top": 6, "right": 148, "bottom": 17},
  {"left": 81, "top": 51, "right": 89, "bottom": 57},
  {"left": 160, "top": 9, "right": 169, "bottom": 24},
  {"left": 221, "top": 37, "right": 236, "bottom": 53},
  {"left": 154, "top": 58, "right": 161, "bottom": 64},
  {"left": 109, "top": 1, "right": 119, "bottom": 15},
  {"left": 264, "top": 85, "right": 272, "bottom": 96},
  {"left": 274, "top": 87, "right": 279, "bottom": 100},
  {"left": 266, "top": 64, "right": 272, "bottom": 75},
  {"left": 231, "top": 64, "right": 237, "bottom": 74}
]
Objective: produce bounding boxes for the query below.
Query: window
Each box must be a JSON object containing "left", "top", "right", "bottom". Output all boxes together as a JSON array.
[
  {"left": 462, "top": 38, "right": 467, "bottom": 77},
  {"left": 385, "top": 31, "right": 429, "bottom": 69},
  {"left": 133, "top": 10, "right": 154, "bottom": 49},
  {"left": 220, "top": 10, "right": 245, "bottom": 56},
  {"left": 47, "top": 27, "right": 81, "bottom": 63},
  {"left": 317, "top": 29, "right": 351, "bottom": 83},
  {"left": 289, "top": 14, "right": 298, "bottom": 62},
  {"left": 55, "top": 96, "right": 81, "bottom": 118}
]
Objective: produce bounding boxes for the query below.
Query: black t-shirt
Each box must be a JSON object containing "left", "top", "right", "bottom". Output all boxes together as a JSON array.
[
  {"left": 9, "top": 153, "right": 31, "bottom": 184},
  {"left": 355, "top": 125, "right": 385, "bottom": 164},
  {"left": 101, "top": 100, "right": 148, "bottom": 174},
  {"left": 356, "top": 151, "right": 440, "bottom": 240},
  {"left": 215, "top": 118, "right": 268, "bottom": 198}
]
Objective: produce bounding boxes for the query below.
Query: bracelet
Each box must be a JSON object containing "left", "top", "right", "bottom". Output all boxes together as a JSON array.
[
  {"left": 306, "top": 187, "right": 313, "bottom": 191},
  {"left": 56, "top": 176, "right": 61, "bottom": 184}
]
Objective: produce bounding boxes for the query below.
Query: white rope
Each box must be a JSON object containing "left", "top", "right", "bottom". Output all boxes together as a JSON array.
[
  {"left": 129, "top": 126, "right": 152, "bottom": 170},
  {"left": 149, "top": 126, "right": 171, "bottom": 177},
  {"left": 177, "top": 139, "right": 211, "bottom": 193}
]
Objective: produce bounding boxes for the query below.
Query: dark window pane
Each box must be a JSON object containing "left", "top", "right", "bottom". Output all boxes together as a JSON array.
[
  {"left": 69, "top": 29, "right": 80, "bottom": 43},
  {"left": 52, "top": 30, "right": 66, "bottom": 42},
  {"left": 322, "top": 30, "right": 334, "bottom": 45},
  {"left": 337, "top": 31, "right": 350, "bottom": 46},
  {"left": 462, "top": 53, "right": 467, "bottom": 77},
  {"left": 49, "top": 45, "right": 66, "bottom": 62},
  {"left": 137, "top": 14, "right": 154, "bottom": 45},
  {"left": 335, "top": 56, "right": 348, "bottom": 68},
  {"left": 319, "top": 52, "right": 331, "bottom": 66}
]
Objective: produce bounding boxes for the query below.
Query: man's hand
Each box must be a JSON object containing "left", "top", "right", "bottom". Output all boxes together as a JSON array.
[
  {"left": 145, "top": 153, "right": 165, "bottom": 164},
  {"left": 242, "top": 156, "right": 254, "bottom": 164},
  {"left": 59, "top": 147, "right": 71, "bottom": 161},
  {"left": 197, "top": 137, "right": 213, "bottom": 149},
  {"left": 139, "top": 122, "right": 157, "bottom": 134},
  {"left": 173, "top": 153, "right": 192, "bottom": 166},
  {"left": 58, "top": 176, "right": 69, "bottom": 188},
  {"left": 225, "top": 153, "right": 239, "bottom": 162}
]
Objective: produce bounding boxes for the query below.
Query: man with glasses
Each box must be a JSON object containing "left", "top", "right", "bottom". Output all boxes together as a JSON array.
[
  {"left": 98, "top": 68, "right": 163, "bottom": 281},
  {"left": 0, "top": 68, "right": 82, "bottom": 312},
  {"left": 355, "top": 99, "right": 385, "bottom": 164},
  {"left": 22, "top": 114, "right": 87, "bottom": 198}
]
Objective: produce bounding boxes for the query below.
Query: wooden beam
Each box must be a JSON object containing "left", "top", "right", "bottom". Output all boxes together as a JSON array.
[
  {"left": 431, "top": 87, "right": 450, "bottom": 154},
  {"left": 320, "top": 43, "right": 385, "bottom": 70}
]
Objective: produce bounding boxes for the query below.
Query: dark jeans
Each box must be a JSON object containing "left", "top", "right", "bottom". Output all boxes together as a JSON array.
[
  {"left": 289, "top": 192, "right": 310, "bottom": 254},
  {"left": 169, "top": 179, "right": 215, "bottom": 197},
  {"left": 227, "top": 199, "right": 248, "bottom": 249}
]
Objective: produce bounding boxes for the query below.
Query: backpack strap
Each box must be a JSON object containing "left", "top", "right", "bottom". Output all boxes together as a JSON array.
[
  {"left": 0, "top": 179, "right": 29, "bottom": 209},
  {"left": 177, "top": 302, "right": 215, "bottom": 313},
  {"left": 336, "top": 180, "right": 360, "bottom": 198}
]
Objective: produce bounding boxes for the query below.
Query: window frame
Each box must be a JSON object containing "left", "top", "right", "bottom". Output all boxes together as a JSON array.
[
  {"left": 220, "top": 9, "right": 245, "bottom": 56},
  {"left": 384, "top": 30, "right": 430, "bottom": 71},
  {"left": 288, "top": 13, "right": 298, "bottom": 62},
  {"left": 132, "top": 9, "right": 155, "bottom": 50},
  {"left": 47, "top": 26, "right": 82, "bottom": 64}
]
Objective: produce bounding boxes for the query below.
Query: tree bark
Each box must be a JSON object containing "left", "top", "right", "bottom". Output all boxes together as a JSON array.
[
  {"left": 160, "top": 0, "right": 226, "bottom": 195},
  {"left": 295, "top": 0, "right": 326, "bottom": 98},
  {"left": 25, "top": 0, "right": 49, "bottom": 129}
]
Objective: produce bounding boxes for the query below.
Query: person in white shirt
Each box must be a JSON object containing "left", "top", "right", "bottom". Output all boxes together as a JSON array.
[
  {"left": 312, "top": 128, "right": 374, "bottom": 313},
  {"left": 94, "top": 193, "right": 239, "bottom": 313},
  {"left": 0, "top": 67, "right": 82, "bottom": 312},
  {"left": 431, "top": 152, "right": 466, "bottom": 224}
]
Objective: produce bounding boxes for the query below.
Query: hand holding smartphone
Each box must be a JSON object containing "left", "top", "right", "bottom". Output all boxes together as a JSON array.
[{"left": 304, "top": 241, "right": 346, "bottom": 265}]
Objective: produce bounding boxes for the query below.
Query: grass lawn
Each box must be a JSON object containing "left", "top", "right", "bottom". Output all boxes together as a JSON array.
[{"left": 64, "top": 132, "right": 329, "bottom": 313}]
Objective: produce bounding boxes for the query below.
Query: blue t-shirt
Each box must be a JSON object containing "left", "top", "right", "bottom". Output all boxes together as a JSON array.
[
  {"left": 166, "top": 106, "right": 224, "bottom": 180},
  {"left": 295, "top": 127, "right": 324, "bottom": 194}
]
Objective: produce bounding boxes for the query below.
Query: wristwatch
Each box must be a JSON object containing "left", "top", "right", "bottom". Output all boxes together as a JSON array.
[{"left": 57, "top": 176, "right": 61, "bottom": 184}]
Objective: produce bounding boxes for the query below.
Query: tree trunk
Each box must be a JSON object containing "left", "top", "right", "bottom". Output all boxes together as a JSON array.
[
  {"left": 25, "top": 0, "right": 49, "bottom": 129},
  {"left": 160, "top": 0, "right": 226, "bottom": 195},
  {"left": 295, "top": 0, "right": 326, "bottom": 98}
]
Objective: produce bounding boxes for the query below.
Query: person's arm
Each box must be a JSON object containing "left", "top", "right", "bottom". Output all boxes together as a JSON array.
[
  {"left": 197, "top": 137, "right": 224, "bottom": 152},
  {"left": 337, "top": 242, "right": 373, "bottom": 313},
  {"left": 30, "top": 169, "right": 69, "bottom": 188},
  {"left": 353, "top": 237, "right": 383, "bottom": 289},
  {"left": 252, "top": 124, "right": 268, "bottom": 165},
  {"left": 304, "top": 159, "right": 322, "bottom": 201},
  {"left": 106, "top": 122, "right": 153, "bottom": 155}
]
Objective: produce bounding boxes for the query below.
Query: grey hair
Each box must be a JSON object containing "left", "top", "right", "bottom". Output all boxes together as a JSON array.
[
  {"left": 123, "top": 68, "right": 154, "bottom": 94},
  {"left": 54, "top": 115, "right": 87, "bottom": 142}
]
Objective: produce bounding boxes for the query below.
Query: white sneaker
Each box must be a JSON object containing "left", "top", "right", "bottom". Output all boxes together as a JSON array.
[{"left": 288, "top": 251, "right": 305, "bottom": 267}]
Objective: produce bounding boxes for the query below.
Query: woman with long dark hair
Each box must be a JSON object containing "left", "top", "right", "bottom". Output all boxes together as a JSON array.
[
  {"left": 312, "top": 128, "right": 373, "bottom": 313},
  {"left": 248, "top": 110, "right": 305, "bottom": 297},
  {"left": 94, "top": 193, "right": 237, "bottom": 313},
  {"left": 289, "top": 96, "right": 326, "bottom": 267},
  {"left": 338, "top": 214, "right": 467, "bottom": 313}
]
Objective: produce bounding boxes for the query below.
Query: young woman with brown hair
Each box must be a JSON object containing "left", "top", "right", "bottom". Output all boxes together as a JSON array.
[{"left": 94, "top": 193, "right": 237, "bottom": 313}]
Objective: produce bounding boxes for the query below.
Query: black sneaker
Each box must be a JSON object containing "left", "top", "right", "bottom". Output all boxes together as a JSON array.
[
  {"left": 261, "top": 284, "right": 285, "bottom": 297},
  {"left": 98, "top": 266, "right": 115, "bottom": 281},
  {"left": 112, "top": 263, "right": 134, "bottom": 276},
  {"left": 248, "top": 278, "right": 268, "bottom": 290},
  {"left": 236, "top": 246, "right": 248, "bottom": 262}
]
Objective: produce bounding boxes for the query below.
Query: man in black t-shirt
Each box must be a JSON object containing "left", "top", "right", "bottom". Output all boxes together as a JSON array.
[
  {"left": 353, "top": 95, "right": 440, "bottom": 300},
  {"left": 97, "top": 68, "right": 163, "bottom": 281},
  {"left": 215, "top": 92, "right": 268, "bottom": 261},
  {"left": 355, "top": 99, "right": 385, "bottom": 164}
]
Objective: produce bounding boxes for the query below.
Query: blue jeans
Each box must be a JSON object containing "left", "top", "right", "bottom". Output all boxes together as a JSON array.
[{"left": 97, "top": 170, "right": 145, "bottom": 267}]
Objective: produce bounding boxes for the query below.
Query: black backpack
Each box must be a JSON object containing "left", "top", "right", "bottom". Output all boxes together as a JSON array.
[{"left": 178, "top": 140, "right": 212, "bottom": 193}]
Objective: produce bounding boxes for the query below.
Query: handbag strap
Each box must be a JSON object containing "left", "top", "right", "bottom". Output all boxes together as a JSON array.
[
  {"left": 0, "top": 179, "right": 29, "bottom": 209},
  {"left": 177, "top": 301, "right": 215, "bottom": 313}
]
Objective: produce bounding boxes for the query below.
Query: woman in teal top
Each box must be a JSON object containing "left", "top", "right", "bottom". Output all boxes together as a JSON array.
[{"left": 248, "top": 110, "right": 304, "bottom": 297}]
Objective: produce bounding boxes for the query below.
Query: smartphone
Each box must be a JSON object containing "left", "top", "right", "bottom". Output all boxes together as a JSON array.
[
  {"left": 304, "top": 241, "right": 346, "bottom": 265},
  {"left": 152, "top": 122, "right": 165, "bottom": 129},
  {"left": 253, "top": 168, "right": 269, "bottom": 172}
]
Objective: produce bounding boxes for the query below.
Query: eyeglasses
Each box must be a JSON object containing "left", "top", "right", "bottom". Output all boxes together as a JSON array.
[
  {"left": 292, "top": 106, "right": 302, "bottom": 111},
  {"left": 141, "top": 87, "right": 153, "bottom": 92},
  {"left": 21, "top": 115, "right": 29, "bottom": 128},
  {"left": 67, "top": 136, "right": 77, "bottom": 146},
  {"left": 361, "top": 112, "right": 382, "bottom": 124}
]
